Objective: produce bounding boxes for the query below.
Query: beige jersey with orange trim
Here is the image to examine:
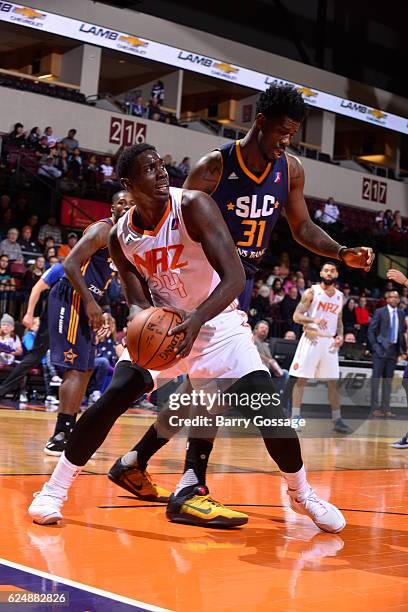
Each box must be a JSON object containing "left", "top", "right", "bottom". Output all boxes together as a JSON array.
[
  {"left": 116, "top": 187, "right": 237, "bottom": 314},
  {"left": 307, "top": 284, "right": 343, "bottom": 337}
]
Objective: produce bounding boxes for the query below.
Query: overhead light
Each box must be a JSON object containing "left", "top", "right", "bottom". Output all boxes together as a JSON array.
[
  {"left": 37, "top": 73, "right": 54, "bottom": 80},
  {"left": 118, "top": 59, "right": 126, "bottom": 64}
]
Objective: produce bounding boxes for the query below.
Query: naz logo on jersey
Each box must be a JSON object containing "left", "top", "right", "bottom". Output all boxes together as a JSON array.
[
  {"left": 133, "top": 244, "right": 188, "bottom": 275},
  {"left": 317, "top": 302, "right": 339, "bottom": 315},
  {"left": 229, "top": 195, "right": 280, "bottom": 219}
]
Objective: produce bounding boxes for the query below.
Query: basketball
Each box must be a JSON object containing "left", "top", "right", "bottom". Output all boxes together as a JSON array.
[{"left": 126, "top": 307, "right": 185, "bottom": 370}]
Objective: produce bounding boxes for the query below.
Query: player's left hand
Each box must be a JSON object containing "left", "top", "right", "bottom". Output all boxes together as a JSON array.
[
  {"left": 165, "top": 307, "right": 203, "bottom": 358},
  {"left": 341, "top": 246, "right": 375, "bottom": 272},
  {"left": 332, "top": 335, "right": 344, "bottom": 350},
  {"left": 387, "top": 269, "right": 407, "bottom": 286}
]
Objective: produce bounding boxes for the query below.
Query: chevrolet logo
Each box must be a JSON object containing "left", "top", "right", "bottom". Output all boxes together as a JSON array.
[
  {"left": 119, "top": 35, "right": 147, "bottom": 47},
  {"left": 213, "top": 62, "right": 238, "bottom": 74},
  {"left": 368, "top": 109, "right": 387, "bottom": 120},
  {"left": 298, "top": 86, "right": 317, "bottom": 98},
  {"left": 13, "top": 7, "right": 46, "bottom": 19}
]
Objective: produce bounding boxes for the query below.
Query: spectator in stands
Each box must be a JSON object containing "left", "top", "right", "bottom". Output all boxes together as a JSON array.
[
  {"left": 296, "top": 276, "right": 306, "bottom": 296},
  {"left": 44, "top": 246, "right": 57, "bottom": 264},
  {"left": 44, "top": 126, "right": 57, "bottom": 147},
  {"left": 18, "top": 225, "right": 41, "bottom": 260},
  {"left": 8, "top": 122, "right": 26, "bottom": 147},
  {"left": 343, "top": 298, "right": 357, "bottom": 333},
  {"left": 0, "top": 195, "right": 10, "bottom": 213},
  {"left": 277, "top": 252, "right": 290, "bottom": 277},
  {"left": 24, "top": 256, "right": 46, "bottom": 291},
  {"left": 383, "top": 209, "right": 394, "bottom": 230},
  {"left": 99, "top": 156, "right": 116, "bottom": 183},
  {"left": 266, "top": 265, "right": 282, "bottom": 287},
  {"left": 355, "top": 296, "right": 370, "bottom": 343},
  {"left": 297, "top": 255, "right": 313, "bottom": 282},
  {"left": 147, "top": 98, "right": 162, "bottom": 120},
  {"left": 83, "top": 154, "right": 98, "bottom": 185},
  {"left": 270, "top": 278, "right": 285, "bottom": 304},
  {"left": 60, "top": 129, "right": 79, "bottom": 152},
  {"left": 250, "top": 284, "right": 273, "bottom": 322},
  {"left": 178, "top": 157, "right": 191, "bottom": 177},
  {"left": 131, "top": 96, "right": 146, "bottom": 118},
  {"left": 87, "top": 317, "right": 118, "bottom": 402},
  {"left": 0, "top": 209, "right": 16, "bottom": 238},
  {"left": 68, "top": 148, "right": 82, "bottom": 179},
  {"left": 314, "top": 202, "right": 324, "bottom": 224},
  {"left": 27, "top": 214, "right": 40, "bottom": 239},
  {"left": 373, "top": 219, "right": 388, "bottom": 240},
  {"left": 13, "top": 195, "right": 29, "bottom": 219},
  {"left": 0, "top": 314, "right": 22, "bottom": 366},
  {"left": 342, "top": 283, "right": 351, "bottom": 305},
  {"left": 280, "top": 286, "right": 300, "bottom": 334},
  {"left": 58, "top": 232, "right": 78, "bottom": 260},
  {"left": 284, "top": 330, "right": 297, "bottom": 340},
  {"left": 0, "top": 228, "right": 24, "bottom": 262},
  {"left": 0, "top": 255, "right": 14, "bottom": 292},
  {"left": 319, "top": 196, "right": 340, "bottom": 227},
  {"left": 344, "top": 332, "right": 356, "bottom": 343},
  {"left": 26, "top": 127, "right": 41, "bottom": 149},
  {"left": 283, "top": 273, "right": 297, "bottom": 293},
  {"left": 48, "top": 255, "right": 59, "bottom": 267},
  {"left": 38, "top": 156, "right": 62, "bottom": 182},
  {"left": 151, "top": 80, "right": 165, "bottom": 105},
  {"left": 38, "top": 216, "right": 62, "bottom": 246},
  {"left": 253, "top": 320, "right": 288, "bottom": 378},
  {"left": 391, "top": 210, "right": 405, "bottom": 233},
  {"left": 56, "top": 149, "right": 69, "bottom": 175},
  {"left": 35, "top": 136, "right": 50, "bottom": 160}
]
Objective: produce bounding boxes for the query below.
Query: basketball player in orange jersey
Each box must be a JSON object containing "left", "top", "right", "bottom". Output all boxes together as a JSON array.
[
  {"left": 107, "top": 85, "right": 373, "bottom": 497},
  {"left": 30, "top": 143, "right": 346, "bottom": 533},
  {"left": 43, "top": 191, "right": 134, "bottom": 456},
  {"left": 289, "top": 261, "right": 350, "bottom": 433}
]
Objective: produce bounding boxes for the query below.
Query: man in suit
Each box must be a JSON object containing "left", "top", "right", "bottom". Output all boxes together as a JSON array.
[{"left": 368, "top": 290, "right": 406, "bottom": 418}]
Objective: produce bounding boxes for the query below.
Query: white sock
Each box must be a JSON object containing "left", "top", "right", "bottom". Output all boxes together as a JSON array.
[
  {"left": 174, "top": 468, "right": 199, "bottom": 496},
  {"left": 281, "top": 465, "right": 310, "bottom": 501},
  {"left": 292, "top": 406, "right": 301, "bottom": 417},
  {"left": 48, "top": 452, "right": 84, "bottom": 495},
  {"left": 121, "top": 451, "right": 138, "bottom": 467},
  {"left": 332, "top": 409, "right": 341, "bottom": 421}
]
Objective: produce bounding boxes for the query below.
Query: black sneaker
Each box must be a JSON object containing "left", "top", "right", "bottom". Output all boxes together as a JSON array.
[
  {"left": 166, "top": 485, "right": 248, "bottom": 528},
  {"left": 390, "top": 434, "right": 408, "bottom": 449},
  {"left": 43, "top": 432, "right": 67, "bottom": 456},
  {"left": 108, "top": 458, "right": 170, "bottom": 502}
]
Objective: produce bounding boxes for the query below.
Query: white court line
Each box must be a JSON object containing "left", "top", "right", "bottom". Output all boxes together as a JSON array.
[{"left": 0, "top": 557, "right": 173, "bottom": 612}]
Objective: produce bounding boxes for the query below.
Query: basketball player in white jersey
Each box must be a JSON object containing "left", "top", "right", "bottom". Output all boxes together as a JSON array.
[
  {"left": 29, "top": 144, "right": 345, "bottom": 533},
  {"left": 289, "top": 262, "right": 350, "bottom": 433}
]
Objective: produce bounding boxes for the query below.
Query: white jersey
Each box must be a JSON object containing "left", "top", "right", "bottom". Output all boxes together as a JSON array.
[
  {"left": 116, "top": 187, "right": 235, "bottom": 315},
  {"left": 307, "top": 284, "right": 343, "bottom": 337}
]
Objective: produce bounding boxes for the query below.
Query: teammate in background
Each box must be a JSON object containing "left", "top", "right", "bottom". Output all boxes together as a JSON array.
[
  {"left": 0, "top": 262, "right": 64, "bottom": 402},
  {"left": 43, "top": 191, "right": 134, "bottom": 455},
  {"left": 386, "top": 268, "right": 408, "bottom": 449},
  {"left": 108, "top": 84, "right": 373, "bottom": 496},
  {"left": 289, "top": 262, "right": 350, "bottom": 433},
  {"left": 30, "top": 143, "right": 345, "bottom": 534}
]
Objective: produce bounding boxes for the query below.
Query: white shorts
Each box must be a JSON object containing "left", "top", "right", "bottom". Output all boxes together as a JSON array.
[
  {"left": 119, "top": 309, "right": 268, "bottom": 391},
  {"left": 289, "top": 334, "right": 339, "bottom": 379}
]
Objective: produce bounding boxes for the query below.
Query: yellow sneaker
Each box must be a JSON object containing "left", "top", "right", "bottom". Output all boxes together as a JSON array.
[
  {"left": 108, "top": 458, "right": 170, "bottom": 502},
  {"left": 166, "top": 486, "right": 248, "bottom": 528}
]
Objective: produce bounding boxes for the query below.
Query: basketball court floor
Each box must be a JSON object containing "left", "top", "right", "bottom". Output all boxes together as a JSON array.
[{"left": 1, "top": 401, "right": 408, "bottom": 611}]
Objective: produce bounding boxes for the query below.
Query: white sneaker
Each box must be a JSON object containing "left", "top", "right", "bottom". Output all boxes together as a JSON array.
[
  {"left": 89, "top": 390, "right": 101, "bottom": 404},
  {"left": 288, "top": 487, "right": 346, "bottom": 533},
  {"left": 28, "top": 483, "right": 66, "bottom": 525},
  {"left": 19, "top": 392, "right": 28, "bottom": 403},
  {"left": 50, "top": 376, "right": 62, "bottom": 386},
  {"left": 45, "top": 395, "right": 59, "bottom": 405}
]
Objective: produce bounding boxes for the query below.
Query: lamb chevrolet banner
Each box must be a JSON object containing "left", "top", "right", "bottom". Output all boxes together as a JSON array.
[{"left": 1, "top": 3, "right": 407, "bottom": 134}]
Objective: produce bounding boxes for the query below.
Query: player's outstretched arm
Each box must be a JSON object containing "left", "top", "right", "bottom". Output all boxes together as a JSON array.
[
  {"left": 285, "top": 154, "right": 374, "bottom": 272},
  {"left": 387, "top": 269, "right": 408, "bottom": 287},
  {"left": 63, "top": 221, "right": 111, "bottom": 330},
  {"left": 108, "top": 225, "right": 153, "bottom": 320},
  {"left": 168, "top": 190, "right": 246, "bottom": 358},
  {"left": 182, "top": 150, "right": 222, "bottom": 194}
]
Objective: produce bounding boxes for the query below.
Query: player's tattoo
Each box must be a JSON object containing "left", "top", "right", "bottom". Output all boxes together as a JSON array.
[
  {"left": 201, "top": 156, "right": 222, "bottom": 185},
  {"left": 293, "top": 289, "right": 315, "bottom": 325},
  {"left": 295, "top": 219, "right": 341, "bottom": 257}
]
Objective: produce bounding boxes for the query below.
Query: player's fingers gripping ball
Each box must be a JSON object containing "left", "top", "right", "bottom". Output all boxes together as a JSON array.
[{"left": 126, "top": 307, "right": 186, "bottom": 370}]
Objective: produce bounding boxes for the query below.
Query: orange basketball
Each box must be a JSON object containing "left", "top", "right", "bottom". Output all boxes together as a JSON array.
[{"left": 126, "top": 307, "right": 185, "bottom": 370}]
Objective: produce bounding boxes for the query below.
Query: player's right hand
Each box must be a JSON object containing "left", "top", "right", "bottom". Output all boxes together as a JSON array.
[
  {"left": 85, "top": 299, "right": 104, "bottom": 330},
  {"left": 387, "top": 269, "right": 407, "bottom": 286},
  {"left": 313, "top": 317, "right": 328, "bottom": 330},
  {"left": 164, "top": 307, "right": 202, "bottom": 359},
  {"left": 22, "top": 313, "right": 34, "bottom": 329}
]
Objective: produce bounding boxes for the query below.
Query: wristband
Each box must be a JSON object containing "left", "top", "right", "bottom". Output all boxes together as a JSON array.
[{"left": 337, "top": 245, "right": 348, "bottom": 261}]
